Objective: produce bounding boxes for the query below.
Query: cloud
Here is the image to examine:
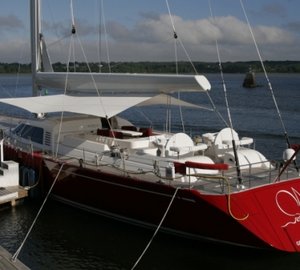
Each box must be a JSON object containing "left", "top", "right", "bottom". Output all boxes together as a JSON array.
[
  {"left": 0, "top": 15, "right": 29, "bottom": 62},
  {"left": 43, "top": 19, "right": 99, "bottom": 38},
  {"left": 0, "top": 39, "right": 30, "bottom": 63},
  {"left": 249, "top": 3, "right": 287, "bottom": 19},
  {"left": 0, "top": 15, "right": 23, "bottom": 33},
  {"left": 97, "top": 14, "right": 296, "bottom": 61},
  {"left": 262, "top": 3, "right": 287, "bottom": 18},
  {"left": 283, "top": 21, "right": 300, "bottom": 34},
  {"left": 1, "top": 13, "right": 299, "bottom": 63}
]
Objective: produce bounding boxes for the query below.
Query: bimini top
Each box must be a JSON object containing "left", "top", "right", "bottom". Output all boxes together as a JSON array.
[
  {"left": 0, "top": 95, "right": 151, "bottom": 118},
  {"left": 0, "top": 93, "right": 211, "bottom": 119}
]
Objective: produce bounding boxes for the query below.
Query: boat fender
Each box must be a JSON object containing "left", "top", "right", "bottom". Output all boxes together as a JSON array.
[
  {"left": 283, "top": 148, "right": 296, "bottom": 162},
  {"left": 20, "top": 166, "right": 28, "bottom": 187},
  {"left": 27, "top": 169, "right": 36, "bottom": 187}
]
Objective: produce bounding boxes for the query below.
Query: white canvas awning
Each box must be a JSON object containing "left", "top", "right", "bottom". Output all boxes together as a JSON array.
[
  {"left": 138, "top": 94, "right": 212, "bottom": 111},
  {"left": 0, "top": 95, "right": 153, "bottom": 118},
  {"left": 0, "top": 93, "right": 211, "bottom": 118}
]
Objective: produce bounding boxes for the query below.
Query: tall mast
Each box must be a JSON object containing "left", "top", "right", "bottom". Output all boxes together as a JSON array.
[{"left": 30, "top": 0, "right": 41, "bottom": 96}]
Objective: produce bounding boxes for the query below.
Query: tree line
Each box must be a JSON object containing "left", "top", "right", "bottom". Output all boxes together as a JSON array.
[{"left": 1, "top": 61, "right": 300, "bottom": 74}]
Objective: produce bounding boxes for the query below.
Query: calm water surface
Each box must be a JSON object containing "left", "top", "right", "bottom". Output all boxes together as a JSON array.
[{"left": 0, "top": 73, "right": 299, "bottom": 269}]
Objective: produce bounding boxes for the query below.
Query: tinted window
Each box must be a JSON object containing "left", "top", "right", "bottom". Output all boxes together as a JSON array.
[
  {"left": 14, "top": 124, "right": 44, "bottom": 144},
  {"left": 13, "top": 124, "right": 25, "bottom": 134}
]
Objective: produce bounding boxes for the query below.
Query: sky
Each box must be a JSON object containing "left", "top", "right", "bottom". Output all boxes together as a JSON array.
[{"left": 0, "top": 0, "right": 300, "bottom": 63}]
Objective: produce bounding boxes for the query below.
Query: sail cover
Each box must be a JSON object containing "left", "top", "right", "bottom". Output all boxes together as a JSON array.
[{"left": 35, "top": 72, "right": 211, "bottom": 94}]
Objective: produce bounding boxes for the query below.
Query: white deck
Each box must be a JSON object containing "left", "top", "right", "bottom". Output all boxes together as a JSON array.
[{"left": 1, "top": 114, "right": 299, "bottom": 196}]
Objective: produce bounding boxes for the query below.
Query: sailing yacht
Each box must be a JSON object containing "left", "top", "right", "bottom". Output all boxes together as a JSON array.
[{"left": 1, "top": 0, "right": 300, "bottom": 252}]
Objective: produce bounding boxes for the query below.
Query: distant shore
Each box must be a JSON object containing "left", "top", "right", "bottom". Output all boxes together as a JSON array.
[{"left": 1, "top": 61, "right": 300, "bottom": 74}]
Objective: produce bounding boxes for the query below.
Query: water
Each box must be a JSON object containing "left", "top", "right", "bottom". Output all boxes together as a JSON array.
[{"left": 0, "top": 73, "right": 300, "bottom": 269}]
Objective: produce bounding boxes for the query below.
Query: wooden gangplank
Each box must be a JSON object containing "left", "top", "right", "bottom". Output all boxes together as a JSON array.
[{"left": 0, "top": 186, "right": 28, "bottom": 207}]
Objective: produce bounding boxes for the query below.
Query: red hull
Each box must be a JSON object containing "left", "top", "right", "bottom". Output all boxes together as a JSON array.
[{"left": 6, "top": 146, "right": 300, "bottom": 252}]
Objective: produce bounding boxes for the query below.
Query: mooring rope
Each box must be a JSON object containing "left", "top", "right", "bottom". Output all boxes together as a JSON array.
[
  {"left": 11, "top": 163, "right": 65, "bottom": 262},
  {"left": 131, "top": 187, "right": 180, "bottom": 270}
]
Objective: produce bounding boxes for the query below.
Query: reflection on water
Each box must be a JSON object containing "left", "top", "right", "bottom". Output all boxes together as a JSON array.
[{"left": 1, "top": 200, "right": 300, "bottom": 270}]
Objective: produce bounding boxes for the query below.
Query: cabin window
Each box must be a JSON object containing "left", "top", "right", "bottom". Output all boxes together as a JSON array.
[
  {"left": 13, "top": 124, "right": 25, "bottom": 134},
  {"left": 13, "top": 124, "right": 44, "bottom": 144}
]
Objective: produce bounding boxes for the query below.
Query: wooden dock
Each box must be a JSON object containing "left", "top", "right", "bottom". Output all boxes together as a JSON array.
[
  {"left": 0, "top": 186, "right": 28, "bottom": 207},
  {"left": 0, "top": 246, "right": 30, "bottom": 270}
]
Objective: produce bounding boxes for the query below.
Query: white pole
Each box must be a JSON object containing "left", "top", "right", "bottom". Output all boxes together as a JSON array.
[
  {"left": 0, "top": 139, "right": 3, "bottom": 163},
  {"left": 30, "top": 0, "right": 40, "bottom": 96}
]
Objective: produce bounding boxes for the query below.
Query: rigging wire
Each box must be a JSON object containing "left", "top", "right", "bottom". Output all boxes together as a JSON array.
[
  {"left": 101, "top": 0, "right": 111, "bottom": 73},
  {"left": 40, "top": 0, "right": 117, "bottom": 147},
  {"left": 165, "top": 0, "right": 179, "bottom": 75},
  {"left": 165, "top": 0, "right": 187, "bottom": 133},
  {"left": 70, "top": 0, "right": 76, "bottom": 33},
  {"left": 13, "top": 23, "right": 28, "bottom": 97},
  {"left": 165, "top": 0, "right": 198, "bottom": 73},
  {"left": 165, "top": 0, "right": 177, "bottom": 133},
  {"left": 208, "top": 0, "right": 242, "bottom": 184},
  {"left": 97, "top": 0, "right": 102, "bottom": 72},
  {"left": 71, "top": 33, "right": 76, "bottom": 72},
  {"left": 75, "top": 35, "right": 109, "bottom": 111},
  {"left": 70, "top": 0, "right": 113, "bottom": 130},
  {"left": 54, "top": 0, "right": 77, "bottom": 158},
  {"left": 166, "top": 0, "right": 227, "bottom": 129},
  {"left": 178, "top": 91, "right": 186, "bottom": 133},
  {"left": 165, "top": 0, "right": 176, "bottom": 34},
  {"left": 239, "top": 0, "right": 291, "bottom": 148},
  {"left": 54, "top": 32, "right": 75, "bottom": 158},
  {"left": 67, "top": 0, "right": 116, "bottom": 140},
  {"left": 165, "top": 96, "right": 170, "bottom": 133},
  {"left": 44, "top": 0, "right": 73, "bottom": 55}
]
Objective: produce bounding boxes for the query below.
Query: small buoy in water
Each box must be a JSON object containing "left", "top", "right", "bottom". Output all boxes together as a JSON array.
[{"left": 283, "top": 148, "right": 296, "bottom": 161}]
